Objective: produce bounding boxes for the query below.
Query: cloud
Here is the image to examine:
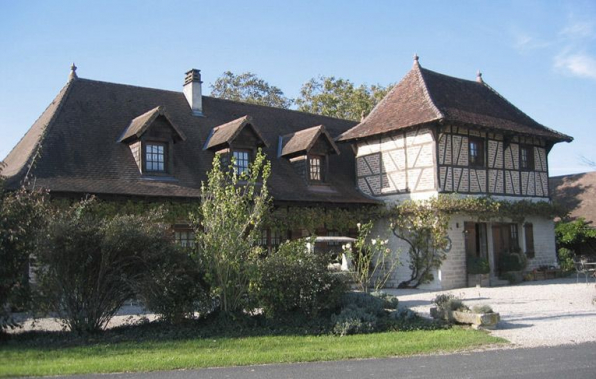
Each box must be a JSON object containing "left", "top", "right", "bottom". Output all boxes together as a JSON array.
[
  {"left": 554, "top": 52, "right": 596, "bottom": 80},
  {"left": 512, "top": 32, "right": 552, "bottom": 52},
  {"left": 560, "top": 20, "right": 594, "bottom": 39}
]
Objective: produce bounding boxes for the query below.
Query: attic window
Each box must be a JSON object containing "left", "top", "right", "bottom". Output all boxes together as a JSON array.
[
  {"left": 469, "top": 137, "right": 485, "bottom": 168},
  {"left": 309, "top": 155, "right": 324, "bottom": 182},
  {"left": 233, "top": 150, "right": 251, "bottom": 176},
  {"left": 145, "top": 143, "right": 167, "bottom": 172}
]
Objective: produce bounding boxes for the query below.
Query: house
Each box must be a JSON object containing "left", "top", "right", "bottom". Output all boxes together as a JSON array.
[
  {"left": 550, "top": 171, "right": 596, "bottom": 256},
  {"left": 336, "top": 56, "right": 572, "bottom": 289},
  {"left": 1, "top": 58, "right": 572, "bottom": 289}
]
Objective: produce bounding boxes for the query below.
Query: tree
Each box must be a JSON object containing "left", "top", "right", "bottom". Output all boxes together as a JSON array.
[
  {"left": 0, "top": 175, "right": 46, "bottom": 333},
  {"left": 555, "top": 218, "right": 596, "bottom": 254},
  {"left": 210, "top": 71, "right": 293, "bottom": 108},
  {"left": 192, "top": 149, "right": 271, "bottom": 315},
  {"left": 388, "top": 199, "right": 451, "bottom": 288},
  {"left": 295, "top": 76, "right": 392, "bottom": 121}
]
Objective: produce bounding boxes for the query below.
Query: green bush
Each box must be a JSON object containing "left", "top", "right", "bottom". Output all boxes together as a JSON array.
[
  {"left": 466, "top": 256, "right": 490, "bottom": 275},
  {"left": 557, "top": 247, "right": 575, "bottom": 272},
  {"left": 134, "top": 248, "right": 210, "bottom": 324},
  {"left": 432, "top": 294, "right": 468, "bottom": 312},
  {"left": 252, "top": 239, "right": 347, "bottom": 318},
  {"left": 35, "top": 204, "right": 180, "bottom": 335},
  {"left": 331, "top": 291, "right": 401, "bottom": 336},
  {"left": 499, "top": 253, "right": 526, "bottom": 272},
  {"left": 331, "top": 304, "right": 377, "bottom": 336}
]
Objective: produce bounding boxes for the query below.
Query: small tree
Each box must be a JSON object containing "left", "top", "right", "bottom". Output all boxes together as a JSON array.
[
  {"left": 555, "top": 218, "right": 596, "bottom": 255},
  {"left": 210, "top": 71, "right": 293, "bottom": 108},
  {"left": 192, "top": 149, "right": 271, "bottom": 315},
  {"left": 345, "top": 222, "right": 399, "bottom": 292},
  {"left": 389, "top": 199, "right": 450, "bottom": 288},
  {"left": 35, "top": 202, "right": 177, "bottom": 334},
  {"left": 0, "top": 177, "right": 46, "bottom": 333}
]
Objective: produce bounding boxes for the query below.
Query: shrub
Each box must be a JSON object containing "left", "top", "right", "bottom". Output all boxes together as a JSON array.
[
  {"left": 0, "top": 185, "right": 46, "bottom": 333},
  {"left": 499, "top": 253, "right": 526, "bottom": 272},
  {"left": 134, "top": 247, "right": 210, "bottom": 324},
  {"left": 558, "top": 247, "right": 575, "bottom": 272},
  {"left": 331, "top": 305, "right": 377, "bottom": 336},
  {"left": 432, "top": 294, "right": 468, "bottom": 312},
  {"left": 466, "top": 256, "right": 490, "bottom": 275},
  {"left": 35, "top": 204, "right": 178, "bottom": 335},
  {"left": 331, "top": 291, "right": 400, "bottom": 336},
  {"left": 252, "top": 239, "right": 346, "bottom": 317}
]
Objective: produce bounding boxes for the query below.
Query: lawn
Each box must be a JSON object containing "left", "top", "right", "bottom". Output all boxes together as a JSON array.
[{"left": 0, "top": 329, "right": 506, "bottom": 377}]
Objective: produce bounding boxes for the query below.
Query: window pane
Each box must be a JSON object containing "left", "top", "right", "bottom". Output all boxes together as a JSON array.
[
  {"left": 233, "top": 151, "right": 250, "bottom": 175},
  {"left": 309, "top": 156, "right": 322, "bottom": 181},
  {"left": 146, "top": 143, "right": 166, "bottom": 172}
]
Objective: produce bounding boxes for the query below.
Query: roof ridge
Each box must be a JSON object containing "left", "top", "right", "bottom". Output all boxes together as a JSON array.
[{"left": 415, "top": 65, "right": 444, "bottom": 119}]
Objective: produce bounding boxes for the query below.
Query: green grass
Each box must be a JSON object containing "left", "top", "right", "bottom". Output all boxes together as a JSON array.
[{"left": 0, "top": 329, "right": 506, "bottom": 377}]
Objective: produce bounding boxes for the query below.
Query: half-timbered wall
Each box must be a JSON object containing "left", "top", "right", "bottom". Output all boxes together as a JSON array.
[
  {"left": 355, "top": 127, "right": 436, "bottom": 197},
  {"left": 437, "top": 125, "right": 549, "bottom": 198}
]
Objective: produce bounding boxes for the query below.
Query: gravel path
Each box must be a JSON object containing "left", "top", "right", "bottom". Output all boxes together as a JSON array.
[
  {"left": 12, "top": 278, "right": 596, "bottom": 349},
  {"left": 386, "top": 277, "right": 596, "bottom": 348}
]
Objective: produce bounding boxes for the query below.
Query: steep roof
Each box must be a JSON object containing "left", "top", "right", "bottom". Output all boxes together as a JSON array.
[
  {"left": 280, "top": 125, "right": 340, "bottom": 157},
  {"left": 1, "top": 76, "right": 374, "bottom": 205},
  {"left": 550, "top": 171, "right": 596, "bottom": 224},
  {"left": 337, "top": 60, "right": 573, "bottom": 143}
]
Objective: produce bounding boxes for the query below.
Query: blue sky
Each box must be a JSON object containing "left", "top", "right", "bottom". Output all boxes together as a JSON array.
[{"left": 1, "top": 0, "right": 595, "bottom": 176}]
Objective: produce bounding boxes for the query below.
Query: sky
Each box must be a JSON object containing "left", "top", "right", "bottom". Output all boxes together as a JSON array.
[{"left": 0, "top": 0, "right": 595, "bottom": 176}]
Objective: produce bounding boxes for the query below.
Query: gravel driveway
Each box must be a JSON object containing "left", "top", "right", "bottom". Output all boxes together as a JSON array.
[{"left": 387, "top": 277, "right": 596, "bottom": 347}]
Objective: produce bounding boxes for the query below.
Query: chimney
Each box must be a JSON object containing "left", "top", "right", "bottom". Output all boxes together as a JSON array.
[{"left": 183, "top": 69, "right": 203, "bottom": 116}]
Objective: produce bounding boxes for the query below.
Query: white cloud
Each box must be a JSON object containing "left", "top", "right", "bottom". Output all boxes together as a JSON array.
[
  {"left": 512, "top": 32, "right": 551, "bottom": 52},
  {"left": 554, "top": 52, "right": 596, "bottom": 80},
  {"left": 560, "top": 20, "right": 595, "bottom": 39}
]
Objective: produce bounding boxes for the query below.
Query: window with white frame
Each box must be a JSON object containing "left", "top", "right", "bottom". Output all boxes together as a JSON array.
[
  {"left": 145, "top": 143, "right": 166, "bottom": 172},
  {"left": 232, "top": 150, "right": 250, "bottom": 175}
]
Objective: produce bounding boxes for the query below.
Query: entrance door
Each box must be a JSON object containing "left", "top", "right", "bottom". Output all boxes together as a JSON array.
[
  {"left": 492, "top": 223, "right": 519, "bottom": 275},
  {"left": 465, "top": 222, "right": 488, "bottom": 259}
]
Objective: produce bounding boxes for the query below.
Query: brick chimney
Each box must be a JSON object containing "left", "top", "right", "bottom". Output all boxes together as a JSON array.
[{"left": 183, "top": 69, "right": 203, "bottom": 116}]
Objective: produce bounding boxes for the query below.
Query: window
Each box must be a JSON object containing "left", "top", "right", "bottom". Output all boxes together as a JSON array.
[
  {"left": 271, "top": 229, "right": 283, "bottom": 247},
  {"left": 328, "top": 230, "right": 341, "bottom": 246},
  {"left": 258, "top": 229, "right": 268, "bottom": 247},
  {"left": 174, "top": 229, "right": 195, "bottom": 248},
  {"left": 145, "top": 143, "right": 166, "bottom": 172},
  {"left": 309, "top": 155, "right": 324, "bottom": 182},
  {"left": 510, "top": 224, "right": 519, "bottom": 249},
  {"left": 468, "top": 137, "right": 485, "bottom": 167},
  {"left": 520, "top": 145, "right": 534, "bottom": 170},
  {"left": 232, "top": 150, "right": 250, "bottom": 175},
  {"left": 524, "top": 223, "right": 535, "bottom": 258}
]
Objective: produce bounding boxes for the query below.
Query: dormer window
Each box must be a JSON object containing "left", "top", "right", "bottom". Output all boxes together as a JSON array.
[
  {"left": 469, "top": 137, "right": 485, "bottom": 168},
  {"left": 279, "top": 125, "right": 340, "bottom": 185},
  {"left": 309, "top": 155, "right": 324, "bottom": 182},
  {"left": 233, "top": 149, "right": 251, "bottom": 175},
  {"left": 145, "top": 143, "right": 167, "bottom": 172},
  {"left": 118, "top": 106, "right": 186, "bottom": 177}
]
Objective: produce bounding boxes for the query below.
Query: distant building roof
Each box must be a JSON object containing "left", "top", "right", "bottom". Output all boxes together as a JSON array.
[
  {"left": 337, "top": 59, "right": 573, "bottom": 143},
  {"left": 550, "top": 171, "right": 596, "bottom": 225},
  {"left": 280, "top": 125, "right": 340, "bottom": 158}
]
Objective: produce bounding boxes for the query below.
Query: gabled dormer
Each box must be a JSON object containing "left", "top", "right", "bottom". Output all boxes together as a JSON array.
[
  {"left": 279, "top": 125, "right": 340, "bottom": 184},
  {"left": 203, "top": 115, "right": 269, "bottom": 175},
  {"left": 119, "top": 106, "right": 186, "bottom": 175}
]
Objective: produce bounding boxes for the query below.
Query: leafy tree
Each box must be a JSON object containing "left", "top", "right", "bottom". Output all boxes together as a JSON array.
[
  {"left": 35, "top": 202, "right": 179, "bottom": 335},
  {"left": 295, "top": 76, "right": 392, "bottom": 121},
  {"left": 388, "top": 198, "right": 451, "bottom": 288},
  {"left": 210, "top": 71, "right": 293, "bottom": 108},
  {"left": 555, "top": 218, "right": 596, "bottom": 254},
  {"left": 0, "top": 175, "right": 47, "bottom": 333},
  {"left": 192, "top": 149, "right": 271, "bottom": 315}
]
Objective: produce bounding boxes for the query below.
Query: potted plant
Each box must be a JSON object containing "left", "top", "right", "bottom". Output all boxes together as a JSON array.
[
  {"left": 467, "top": 256, "right": 490, "bottom": 287},
  {"left": 499, "top": 249, "right": 527, "bottom": 283}
]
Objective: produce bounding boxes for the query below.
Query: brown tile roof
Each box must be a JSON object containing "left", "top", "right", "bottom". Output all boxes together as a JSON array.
[
  {"left": 204, "top": 115, "right": 268, "bottom": 150},
  {"left": 1, "top": 77, "right": 375, "bottom": 205},
  {"left": 119, "top": 106, "right": 186, "bottom": 143},
  {"left": 337, "top": 61, "right": 573, "bottom": 143},
  {"left": 280, "top": 125, "right": 340, "bottom": 157},
  {"left": 550, "top": 171, "right": 596, "bottom": 224}
]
